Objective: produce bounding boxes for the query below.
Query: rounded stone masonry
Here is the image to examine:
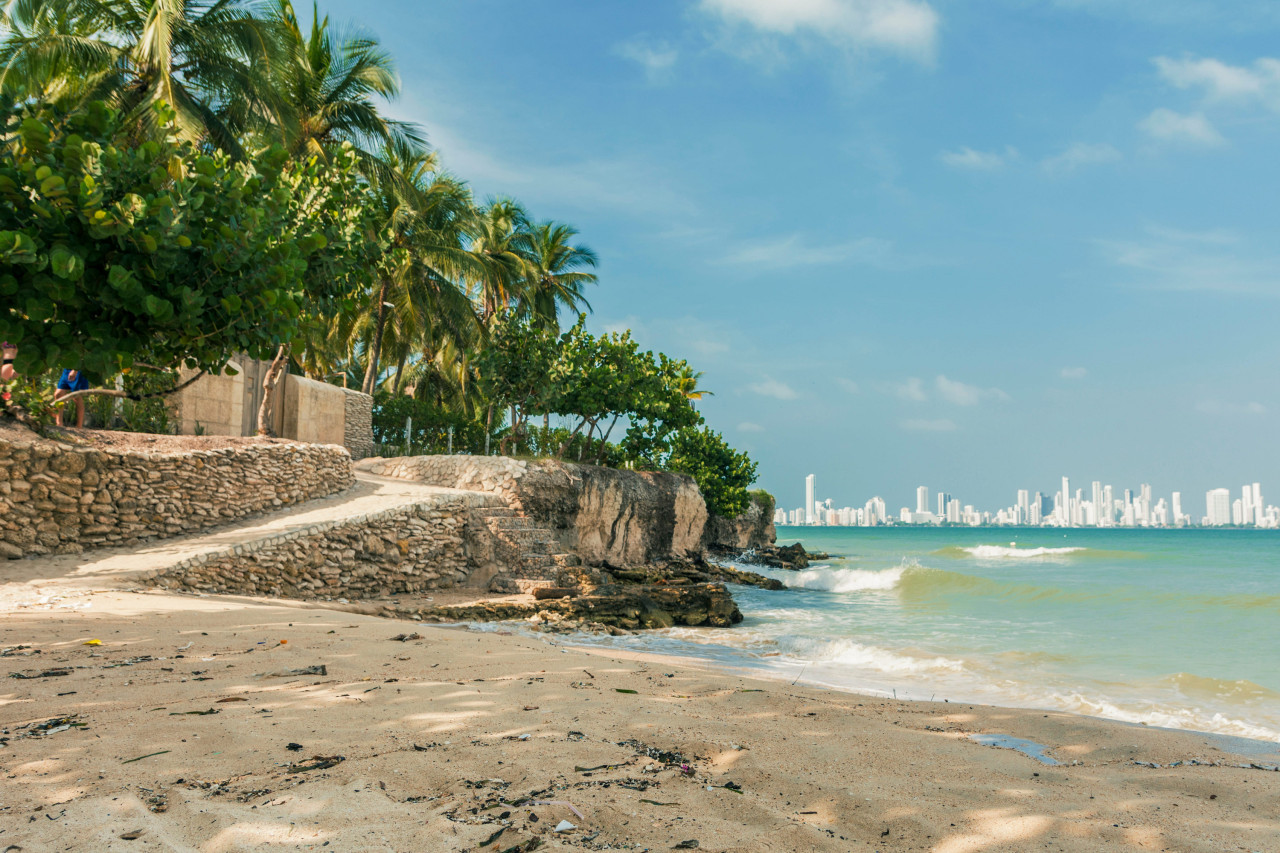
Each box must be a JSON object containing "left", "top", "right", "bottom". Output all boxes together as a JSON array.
[{"left": 0, "top": 439, "right": 354, "bottom": 558}]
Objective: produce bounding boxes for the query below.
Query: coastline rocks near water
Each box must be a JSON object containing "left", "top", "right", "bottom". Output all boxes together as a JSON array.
[{"left": 733, "top": 541, "right": 830, "bottom": 571}]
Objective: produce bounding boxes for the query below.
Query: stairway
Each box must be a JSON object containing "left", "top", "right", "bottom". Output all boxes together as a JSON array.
[{"left": 474, "top": 507, "right": 582, "bottom": 594}]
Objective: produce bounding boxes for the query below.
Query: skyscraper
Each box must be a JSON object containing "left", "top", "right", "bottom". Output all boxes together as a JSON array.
[
  {"left": 804, "top": 474, "right": 816, "bottom": 525},
  {"left": 1017, "top": 489, "right": 1030, "bottom": 524},
  {"left": 1060, "top": 476, "right": 1071, "bottom": 525},
  {"left": 916, "top": 486, "right": 930, "bottom": 515},
  {"left": 1206, "top": 488, "right": 1231, "bottom": 526}
]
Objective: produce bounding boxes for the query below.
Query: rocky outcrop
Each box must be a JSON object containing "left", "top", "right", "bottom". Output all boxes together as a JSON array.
[
  {"left": 738, "top": 542, "right": 829, "bottom": 571},
  {"left": 388, "top": 581, "right": 743, "bottom": 630},
  {"left": 358, "top": 455, "right": 707, "bottom": 567},
  {"left": 702, "top": 492, "right": 776, "bottom": 552}
]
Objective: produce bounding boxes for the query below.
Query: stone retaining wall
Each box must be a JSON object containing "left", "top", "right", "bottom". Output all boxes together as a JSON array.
[
  {"left": 341, "top": 389, "right": 374, "bottom": 460},
  {"left": 0, "top": 440, "right": 353, "bottom": 558},
  {"left": 144, "top": 493, "right": 503, "bottom": 599}
]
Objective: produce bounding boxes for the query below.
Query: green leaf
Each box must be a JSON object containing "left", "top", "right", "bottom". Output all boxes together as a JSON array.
[{"left": 50, "top": 245, "right": 84, "bottom": 281}]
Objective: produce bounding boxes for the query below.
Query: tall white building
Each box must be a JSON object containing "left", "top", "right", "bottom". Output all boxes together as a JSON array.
[
  {"left": 916, "top": 486, "right": 930, "bottom": 515},
  {"left": 1017, "top": 489, "right": 1030, "bottom": 524},
  {"left": 1060, "top": 476, "right": 1071, "bottom": 525},
  {"left": 1253, "top": 483, "right": 1263, "bottom": 524},
  {"left": 1172, "top": 491, "right": 1183, "bottom": 525},
  {"left": 804, "top": 474, "right": 816, "bottom": 525},
  {"left": 1206, "top": 488, "right": 1232, "bottom": 526}
]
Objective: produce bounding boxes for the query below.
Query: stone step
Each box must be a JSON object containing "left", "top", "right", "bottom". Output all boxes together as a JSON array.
[
  {"left": 486, "top": 516, "right": 540, "bottom": 530},
  {"left": 492, "top": 528, "right": 558, "bottom": 547},
  {"left": 476, "top": 507, "right": 517, "bottom": 519},
  {"left": 551, "top": 553, "right": 581, "bottom": 568}
]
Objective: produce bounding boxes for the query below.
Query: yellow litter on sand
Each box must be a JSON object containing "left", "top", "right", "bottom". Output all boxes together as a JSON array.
[{"left": 83, "top": 639, "right": 101, "bottom": 646}]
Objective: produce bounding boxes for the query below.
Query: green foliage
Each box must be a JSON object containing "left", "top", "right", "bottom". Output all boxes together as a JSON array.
[
  {"left": 371, "top": 391, "right": 490, "bottom": 455},
  {"left": 667, "top": 426, "right": 759, "bottom": 518},
  {"left": 749, "top": 489, "right": 776, "bottom": 518},
  {"left": 0, "top": 101, "right": 372, "bottom": 381},
  {"left": 1, "top": 373, "right": 55, "bottom": 428}
]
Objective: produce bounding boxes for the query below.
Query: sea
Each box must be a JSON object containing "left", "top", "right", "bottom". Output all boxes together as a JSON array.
[{"left": 564, "top": 527, "right": 1280, "bottom": 742}]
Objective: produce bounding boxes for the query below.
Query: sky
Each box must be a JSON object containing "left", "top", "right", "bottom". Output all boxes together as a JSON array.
[{"left": 321, "top": 0, "right": 1280, "bottom": 514}]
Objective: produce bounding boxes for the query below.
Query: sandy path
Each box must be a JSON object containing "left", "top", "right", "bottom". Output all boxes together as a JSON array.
[{"left": 1, "top": 591, "right": 1277, "bottom": 852}]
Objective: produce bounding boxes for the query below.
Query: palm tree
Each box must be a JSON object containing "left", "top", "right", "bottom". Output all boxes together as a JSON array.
[
  {"left": 1, "top": 0, "right": 283, "bottom": 157},
  {"left": 266, "top": 0, "right": 423, "bottom": 168},
  {"left": 358, "top": 149, "right": 483, "bottom": 395},
  {"left": 467, "top": 197, "right": 535, "bottom": 326},
  {"left": 516, "top": 221, "right": 598, "bottom": 330},
  {"left": 675, "top": 364, "right": 713, "bottom": 403}
]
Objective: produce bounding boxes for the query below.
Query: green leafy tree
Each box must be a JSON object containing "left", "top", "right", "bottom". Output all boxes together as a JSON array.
[
  {"left": 667, "top": 426, "right": 759, "bottom": 518},
  {"left": 0, "top": 100, "right": 371, "bottom": 404},
  {"left": 474, "top": 315, "right": 559, "bottom": 454}
]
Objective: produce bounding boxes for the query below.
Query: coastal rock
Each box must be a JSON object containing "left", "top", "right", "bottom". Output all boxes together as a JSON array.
[
  {"left": 701, "top": 492, "right": 776, "bottom": 552},
  {"left": 737, "top": 542, "right": 829, "bottom": 571}
]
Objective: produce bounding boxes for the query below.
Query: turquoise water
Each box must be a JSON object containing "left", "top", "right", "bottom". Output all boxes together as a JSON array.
[{"left": 573, "top": 527, "right": 1280, "bottom": 741}]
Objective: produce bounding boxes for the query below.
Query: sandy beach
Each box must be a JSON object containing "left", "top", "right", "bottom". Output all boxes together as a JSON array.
[{"left": 2, "top": 589, "right": 1277, "bottom": 852}]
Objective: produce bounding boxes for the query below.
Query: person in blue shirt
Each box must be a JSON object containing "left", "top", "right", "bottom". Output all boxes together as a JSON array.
[{"left": 54, "top": 368, "right": 89, "bottom": 428}]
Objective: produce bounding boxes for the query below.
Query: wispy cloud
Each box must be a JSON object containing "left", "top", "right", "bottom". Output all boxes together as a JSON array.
[
  {"left": 698, "top": 0, "right": 940, "bottom": 62},
  {"left": 615, "top": 38, "right": 679, "bottom": 82},
  {"left": 1060, "top": 366, "right": 1088, "bottom": 379},
  {"left": 893, "top": 377, "right": 928, "bottom": 402},
  {"left": 935, "top": 375, "right": 1010, "bottom": 405},
  {"left": 1041, "top": 142, "right": 1122, "bottom": 173},
  {"left": 940, "top": 146, "right": 1017, "bottom": 170},
  {"left": 1139, "top": 108, "right": 1226, "bottom": 147},
  {"left": 1196, "top": 400, "right": 1267, "bottom": 415},
  {"left": 901, "top": 418, "right": 957, "bottom": 432},
  {"left": 718, "top": 233, "right": 900, "bottom": 269},
  {"left": 1154, "top": 55, "right": 1280, "bottom": 107},
  {"left": 737, "top": 421, "right": 766, "bottom": 432},
  {"left": 1098, "top": 225, "right": 1280, "bottom": 295},
  {"left": 835, "top": 378, "right": 860, "bottom": 393},
  {"left": 748, "top": 377, "right": 799, "bottom": 400}
]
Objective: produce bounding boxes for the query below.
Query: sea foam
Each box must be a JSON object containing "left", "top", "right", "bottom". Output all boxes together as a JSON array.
[{"left": 963, "top": 544, "right": 1086, "bottom": 558}]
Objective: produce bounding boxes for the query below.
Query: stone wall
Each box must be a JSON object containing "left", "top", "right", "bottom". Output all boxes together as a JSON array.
[
  {"left": 0, "top": 440, "right": 353, "bottom": 558},
  {"left": 341, "top": 388, "right": 374, "bottom": 460},
  {"left": 356, "top": 455, "right": 708, "bottom": 567},
  {"left": 144, "top": 492, "right": 504, "bottom": 598}
]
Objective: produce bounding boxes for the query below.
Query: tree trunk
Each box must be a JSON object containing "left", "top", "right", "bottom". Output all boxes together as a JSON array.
[
  {"left": 257, "top": 344, "right": 290, "bottom": 436},
  {"left": 392, "top": 351, "right": 407, "bottom": 395},
  {"left": 485, "top": 404, "right": 494, "bottom": 456},
  {"left": 556, "top": 417, "right": 588, "bottom": 458},
  {"left": 361, "top": 279, "right": 391, "bottom": 395},
  {"left": 595, "top": 414, "right": 621, "bottom": 465}
]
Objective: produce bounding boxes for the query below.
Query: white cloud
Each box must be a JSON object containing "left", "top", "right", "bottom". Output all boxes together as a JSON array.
[
  {"left": 718, "top": 233, "right": 898, "bottom": 268},
  {"left": 1196, "top": 400, "right": 1267, "bottom": 415},
  {"left": 1139, "top": 108, "right": 1226, "bottom": 147},
  {"left": 940, "top": 146, "right": 1017, "bottom": 170},
  {"left": 901, "top": 418, "right": 957, "bottom": 432},
  {"left": 893, "top": 377, "right": 927, "bottom": 402},
  {"left": 1041, "top": 142, "right": 1122, "bottom": 173},
  {"left": 835, "top": 378, "right": 860, "bottom": 393},
  {"left": 699, "top": 0, "right": 940, "bottom": 62},
  {"left": 1060, "top": 366, "right": 1088, "bottom": 379},
  {"left": 748, "top": 378, "right": 799, "bottom": 400},
  {"left": 1154, "top": 55, "right": 1280, "bottom": 105},
  {"left": 615, "top": 38, "right": 679, "bottom": 82},
  {"left": 1098, "top": 225, "right": 1280, "bottom": 295},
  {"left": 737, "top": 421, "right": 766, "bottom": 432},
  {"left": 935, "top": 375, "right": 1009, "bottom": 405}
]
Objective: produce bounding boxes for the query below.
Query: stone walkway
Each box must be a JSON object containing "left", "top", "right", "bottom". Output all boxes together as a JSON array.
[{"left": 0, "top": 473, "right": 500, "bottom": 607}]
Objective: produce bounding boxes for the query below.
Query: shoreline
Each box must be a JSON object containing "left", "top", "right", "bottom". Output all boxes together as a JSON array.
[{"left": 2, "top": 589, "right": 1277, "bottom": 851}]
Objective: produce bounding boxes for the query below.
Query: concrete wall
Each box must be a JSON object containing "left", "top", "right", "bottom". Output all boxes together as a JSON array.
[
  {"left": 170, "top": 363, "right": 373, "bottom": 459},
  {"left": 0, "top": 439, "right": 354, "bottom": 558}
]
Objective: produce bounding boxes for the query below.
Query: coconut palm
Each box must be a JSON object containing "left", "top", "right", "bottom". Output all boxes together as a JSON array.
[
  {"left": 266, "top": 0, "right": 423, "bottom": 168},
  {"left": 467, "top": 197, "right": 536, "bottom": 326},
  {"left": 516, "top": 221, "right": 598, "bottom": 330},
  {"left": 358, "top": 149, "right": 484, "bottom": 395},
  {"left": 0, "top": 0, "right": 283, "bottom": 156}
]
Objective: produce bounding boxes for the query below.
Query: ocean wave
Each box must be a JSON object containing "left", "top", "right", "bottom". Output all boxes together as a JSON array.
[
  {"left": 1047, "top": 691, "right": 1280, "bottom": 742},
  {"left": 1159, "top": 672, "right": 1280, "bottom": 703},
  {"left": 766, "top": 564, "right": 908, "bottom": 593},
  {"left": 773, "top": 635, "right": 966, "bottom": 675},
  {"left": 934, "top": 544, "right": 1086, "bottom": 559}
]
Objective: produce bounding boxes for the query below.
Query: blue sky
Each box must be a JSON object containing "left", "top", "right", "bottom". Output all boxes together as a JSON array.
[{"left": 323, "top": 0, "right": 1279, "bottom": 513}]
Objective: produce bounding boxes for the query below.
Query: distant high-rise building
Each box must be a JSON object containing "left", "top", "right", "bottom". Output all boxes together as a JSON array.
[
  {"left": 1206, "top": 488, "right": 1232, "bottom": 526},
  {"left": 1172, "top": 491, "right": 1183, "bottom": 525},
  {"left": 937, "top": 492, "right": 951, "bottom": 518},
  {"left": 804, "top": 474, "right": 816, "bottom": 525},
  {"left": 1060, "top": 476, "right": 1071, "bottom": 524},
  {"left": 916, "top": 486, "right": 929, "bottom": 515},
  {"left": 1017, "top": 489, "right": 1030, "bottom": 524},
  {"left": 1252, "top": 483, "right": 1263, "bottom": 524}
]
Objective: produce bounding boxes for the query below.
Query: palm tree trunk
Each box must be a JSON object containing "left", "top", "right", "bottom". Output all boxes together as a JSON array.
[
  {"left": 361, "top": 279, "right": 391, "bottom": 395},
  {"left": 392, "top": 352, "right": 408, "bottom": 395}
]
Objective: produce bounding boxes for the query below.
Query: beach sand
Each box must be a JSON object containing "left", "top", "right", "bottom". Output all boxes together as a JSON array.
[{"left": 2, "top": 589, "right": 1277, "bottom": 852}]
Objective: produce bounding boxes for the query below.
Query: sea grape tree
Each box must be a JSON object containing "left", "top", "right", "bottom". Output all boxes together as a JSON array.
[{"left": 0, "top": 101, "right": 373, "bottom": 384}]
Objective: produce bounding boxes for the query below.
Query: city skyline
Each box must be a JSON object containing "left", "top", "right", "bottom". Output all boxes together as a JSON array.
[{"left": 779, "top": 473, "right": 1276, "bottom": 529}]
